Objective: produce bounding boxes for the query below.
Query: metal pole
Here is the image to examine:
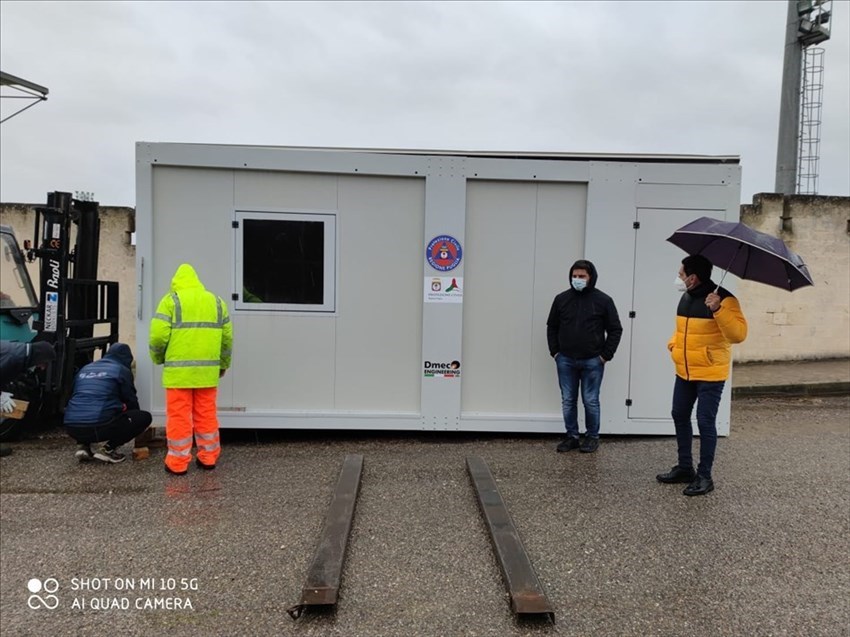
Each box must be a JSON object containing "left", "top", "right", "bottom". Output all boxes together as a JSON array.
[{"left": 775, "top": 0, "right": 803, "bottom": 194}]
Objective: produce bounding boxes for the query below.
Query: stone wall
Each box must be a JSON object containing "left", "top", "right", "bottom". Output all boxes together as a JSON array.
[
  {"left": 736, "top": 193, "right": 850, "bottom": 362},
  {"left": 4, "top": 193, "right": 849, "bottom": 363},
  {"left": 0, "top": 202, "right": 138, "bottom": 354}
]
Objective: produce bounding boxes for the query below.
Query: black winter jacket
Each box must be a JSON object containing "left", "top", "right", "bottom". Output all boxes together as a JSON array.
[{"left": 546, "top": 260, "right": 623, "bottom": 361}]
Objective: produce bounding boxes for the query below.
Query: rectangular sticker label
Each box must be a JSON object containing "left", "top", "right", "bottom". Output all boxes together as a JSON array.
[
  {"left": 44, "top": 291, "right": 59, "bottom": 332},
  {"left": 423, "top": 360, "right": 461, "bottom": 378},
  {"left": 424, "top": 277, "right": 463, "bottom": 304}
]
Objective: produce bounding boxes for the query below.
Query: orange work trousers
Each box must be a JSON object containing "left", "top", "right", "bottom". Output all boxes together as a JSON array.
[{"left": 165, "top": 387, "right": 220, "bottom": 473}]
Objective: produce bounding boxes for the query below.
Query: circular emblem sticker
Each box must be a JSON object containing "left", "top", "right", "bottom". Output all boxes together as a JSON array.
[{"left": 426, "top": 235, "right": 463, "bottom": 272}]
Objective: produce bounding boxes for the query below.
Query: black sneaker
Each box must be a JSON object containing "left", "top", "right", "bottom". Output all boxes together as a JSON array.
[
  {"left": 195, "top": 458, "right": 216, "bottom": 471},
  {"left": 93, "top": 444, "right": 125, "bottom": 464},
  {"left": 556, "top": 437, "right": 581, "bottom": 452},
  {"left": 656, "top": 465, "right": 696, "bottom": 484},
  {"left": 683, "top": 476, "right": 715, "bottom": 496},
  {"left": 75, "top": 444, "right": 94, "bottom": 462},
  {"left": 579, "top": 437, "right": 599, "bottom": 453}
]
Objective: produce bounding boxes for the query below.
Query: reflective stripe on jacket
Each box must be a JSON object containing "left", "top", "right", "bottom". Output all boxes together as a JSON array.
[
  {"left": 149, "top": 264, "right": 233, "bottom": 388},
  {"left": 667, "top": 282, "right": 747, "bottom": 382}
]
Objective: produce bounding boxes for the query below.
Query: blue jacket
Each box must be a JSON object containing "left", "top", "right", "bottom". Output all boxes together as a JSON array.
[
  {"left": 64, "top": 344, "right": 140, "bottom": 426},
  {"left": 0, "top": 341, "right": 30, "bottom": 383}
]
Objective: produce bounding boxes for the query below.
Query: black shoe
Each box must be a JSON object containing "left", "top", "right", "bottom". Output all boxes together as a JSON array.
[
  {"left": 556, "top": 437, "right": 581, "bottom": 453},
  {"left": 683, "top": 476, "right": 714, "bottom": 496},
  {"left": 93, "top": 444, "right": 125, "bottom": 464},
  {"left": 165, "top": 465, "right": 187, "bottom": 476},
  {"left": 0, "top": 445, "right": 13, "bottom": 457},
  {"left": 656, "top": 465, "right": 696, "bottom": 484},
  {"left": 195, "top": 458, "right": 216, "bottom": 471},
  {"left": 579, "top": 437, "right": 599, "bottom": 453}
]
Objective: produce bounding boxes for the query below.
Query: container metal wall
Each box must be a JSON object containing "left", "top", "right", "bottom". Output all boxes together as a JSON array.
[
  {"left": 145, "top": 165, "right": 424, "bottom": 417},
  {"left": 136, "top": 143, "right": 741, "bottom": 434},
  {"left": 461, "top": 181, "right": 587, "bottom": 416}
]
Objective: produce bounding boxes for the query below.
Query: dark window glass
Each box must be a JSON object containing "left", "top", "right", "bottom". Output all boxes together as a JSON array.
[
  {"left": 0, "top": 232, "right": 38, "bottom": 309},
  {"left": 242, "top": 219, "right": 324, "bottom": 305}
]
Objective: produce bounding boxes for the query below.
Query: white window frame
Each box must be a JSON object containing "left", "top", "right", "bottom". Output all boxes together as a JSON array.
[{"left": 234, "top": 210, "right": 337, "bottom": 313}]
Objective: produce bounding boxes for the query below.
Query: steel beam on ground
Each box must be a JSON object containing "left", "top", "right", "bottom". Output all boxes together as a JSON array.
[
  {"left": 287, "top": 454, "right": 363, "bottom": 620},
  {"left": 466, "top": 455, "right": 555, "bottom": 621}
]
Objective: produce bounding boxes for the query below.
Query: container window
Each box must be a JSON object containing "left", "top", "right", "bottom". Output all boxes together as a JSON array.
[{"left": 235, "top": 211, "right": 336, "bottom": 312}]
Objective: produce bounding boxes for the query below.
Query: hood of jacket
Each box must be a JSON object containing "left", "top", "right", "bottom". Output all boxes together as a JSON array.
[
  {"left": 171, "top": 263, "right": 205, "bottom": 293},
  {"left": 569, "top": 259, "right": 598, "bottom": 291},
  {"left": 104, "top": 342, "right": 133, "bottom": 369}
]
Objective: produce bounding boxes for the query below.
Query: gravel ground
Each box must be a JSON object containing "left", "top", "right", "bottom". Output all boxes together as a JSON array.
[{"left": 1, "top": 395, "right": 848, "bottom": 637}]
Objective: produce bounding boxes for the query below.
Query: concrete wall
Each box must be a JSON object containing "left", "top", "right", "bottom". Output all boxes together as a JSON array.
[
  {"left": 0, "top": 202, "right": 137, "bottom": 353},
  {"left": 4, "top": 192, "right": 849, "bottom": 364},
  {"left": 737, "top": 193, "right": 850, "bottom": 362}
]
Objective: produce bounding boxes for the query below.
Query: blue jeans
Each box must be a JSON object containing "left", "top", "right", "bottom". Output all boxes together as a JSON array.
[
  {"left": 555, "top": 355, "right": 605, "bottom": 439},
  {"left": 671, "top": 376, "right": 725, "bottom": 478}
]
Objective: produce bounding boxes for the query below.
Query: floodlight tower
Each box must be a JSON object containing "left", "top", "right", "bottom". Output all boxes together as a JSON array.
[{"left": 774, "top": 0, "right": 833, "bottom": 195}]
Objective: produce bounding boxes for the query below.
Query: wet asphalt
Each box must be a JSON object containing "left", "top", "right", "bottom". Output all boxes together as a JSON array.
[{"left": 0, "top": 395, "right": 848, "bottom": 637}]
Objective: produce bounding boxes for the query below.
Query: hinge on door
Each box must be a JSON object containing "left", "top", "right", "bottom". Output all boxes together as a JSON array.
[
  {"left": 232, "top": 221, "right": 239, "bottom": 229},
  {"left": 633, "top": 221, "right": 640, "bottom": 229},
  {"left": 625, "top": 398, "right": 633, "bottom": 406},
  {"left": 629, "top": 311, "right": 636, "bottom": 318}
]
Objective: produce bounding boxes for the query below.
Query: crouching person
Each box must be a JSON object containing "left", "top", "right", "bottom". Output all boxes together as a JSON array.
[{"left": 64, "top": 343, "right": 152, "bottom": 463}]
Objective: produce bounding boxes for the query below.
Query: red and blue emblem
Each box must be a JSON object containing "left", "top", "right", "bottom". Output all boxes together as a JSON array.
[{"left": 426, "top": 235, "right": 462, "bottom": 272}]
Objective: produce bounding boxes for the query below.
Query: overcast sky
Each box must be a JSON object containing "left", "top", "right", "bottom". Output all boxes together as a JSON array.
[{"left": 1, "top": 1, "right": 848, "bottom": 206}]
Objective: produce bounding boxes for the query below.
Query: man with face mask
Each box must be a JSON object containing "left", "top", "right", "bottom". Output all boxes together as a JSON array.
[
  {"left": 657, "top": 254, "right": 747, "bottom": 496},
  {"left": 547, "top": 259, "right": 623, "bottom": 453}
]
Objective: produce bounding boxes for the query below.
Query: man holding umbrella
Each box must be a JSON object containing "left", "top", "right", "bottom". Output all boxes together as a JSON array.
[
  {"left": 656, "top": 254, "right": 747, "bottom": 496},
  {"left": 659, "top": 216, "right": 812, "bottom": 495}
]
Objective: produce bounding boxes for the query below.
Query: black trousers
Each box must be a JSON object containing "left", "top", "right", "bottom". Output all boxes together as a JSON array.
[{"left": 66, "top": 410, "right": 153, "bottom": 449}]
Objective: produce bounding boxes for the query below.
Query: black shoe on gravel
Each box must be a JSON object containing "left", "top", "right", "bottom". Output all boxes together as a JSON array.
[
  {"left": 683, "top": 476, "right": 715, "bottom": 496},
  {"left": 579, "top": 437, "right": 599, "bottom": 453},
  {"left": 556, "top": 437, "right": 581, "bottom": 453},
  {"left": 656, "top": 465, "right": 696, "bottom": 484}
]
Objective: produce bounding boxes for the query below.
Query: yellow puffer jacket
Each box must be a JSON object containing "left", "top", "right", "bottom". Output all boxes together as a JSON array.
[
  {"left": 668, "top": 284, "right": 747, "bottom": 382},
  {"left": 149, "top": 264, "right": 233, "bottom": 388}
]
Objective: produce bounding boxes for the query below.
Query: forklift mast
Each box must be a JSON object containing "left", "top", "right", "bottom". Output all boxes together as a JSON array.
[{"left": 28, "top": 192, "right": 119, "bottom": 408}]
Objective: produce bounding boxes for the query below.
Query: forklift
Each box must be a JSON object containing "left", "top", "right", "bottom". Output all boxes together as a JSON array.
[{"left": 0, "top": 192, "right": 119, "bottom": 440}]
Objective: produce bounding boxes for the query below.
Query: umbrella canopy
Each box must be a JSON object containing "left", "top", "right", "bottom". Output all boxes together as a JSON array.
[{"left": 666, "top": 217, "right": 814, "bottom": 292}]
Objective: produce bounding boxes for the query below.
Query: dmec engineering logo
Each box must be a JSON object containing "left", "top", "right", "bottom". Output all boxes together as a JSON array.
[
  {"left": 423, "top": 360, "right": 461, "bottom": 378},
  {"left": 27, "top": 578, "right": 60, "bottom": 610}
]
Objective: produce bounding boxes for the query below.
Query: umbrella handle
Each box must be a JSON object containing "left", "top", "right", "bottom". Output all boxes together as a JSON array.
[{"left": 714, "top": 244, "right": 742, "bottom": 293}]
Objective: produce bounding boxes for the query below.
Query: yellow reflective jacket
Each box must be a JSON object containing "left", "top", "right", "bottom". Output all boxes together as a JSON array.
[
  {"left": 667, "top": 283, "right": 747, "bottom": 382},
  {"left": 149, "top": 264, "right": 233, "bottom": 388}
]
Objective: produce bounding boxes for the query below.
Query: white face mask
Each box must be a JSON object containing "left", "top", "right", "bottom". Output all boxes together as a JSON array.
[
  {"left": 674, "top": 276, "right": 687, "bottom": 292},
  {"left": 571, "top": 278, "right": 588, "bottom": 291}
]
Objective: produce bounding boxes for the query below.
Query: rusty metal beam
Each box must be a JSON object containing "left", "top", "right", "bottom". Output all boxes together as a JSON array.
[
  {"left": 287, "top": 454, "right": 363, "bottom": 620},
  {"left": 466, "top": 456, "right": 555, "bottom": 621}
]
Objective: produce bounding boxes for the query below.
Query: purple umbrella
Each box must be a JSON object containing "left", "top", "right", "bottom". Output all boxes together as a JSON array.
[{"left": 666, "top": 217, "right": 814, "bottom": 292}]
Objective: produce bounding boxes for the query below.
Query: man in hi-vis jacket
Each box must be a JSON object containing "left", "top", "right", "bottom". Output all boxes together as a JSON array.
[{"left": 150, "top": 264, "right": 232, "bottom": 475}]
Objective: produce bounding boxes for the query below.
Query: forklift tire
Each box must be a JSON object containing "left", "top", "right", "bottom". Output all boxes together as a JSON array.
[{"left": 0, "top": 417, "right": 25, "bottom": 442}]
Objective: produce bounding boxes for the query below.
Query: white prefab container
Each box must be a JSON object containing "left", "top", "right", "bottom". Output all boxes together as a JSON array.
[{"left": 135, "top": 144, "right": 741, "bottom": 435}]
